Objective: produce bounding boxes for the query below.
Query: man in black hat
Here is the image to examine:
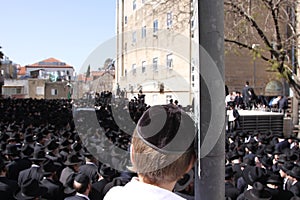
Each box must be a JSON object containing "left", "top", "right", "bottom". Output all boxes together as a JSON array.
[
  {"left": 60, "top": 154, "right": 82, "bottom": 186},
  {"left": 225, "top": 165, "right": 240, "bottom": 200},
  {"left": 5, "top": 144, "right": 31, "bottom": 181},
  {"left": 79, "top": 148, "right": 100, "bottom": 184},
  {"left": 104, "top": 104, "right": 196, "bottom": 200},
  {"left": 65, "top": 173, "right": 92, "bottom": 200},
  {"left": 33, "top": 131, "right": 47, "bottom": 152},
  {"left": 89, "top": 164, "right": 118, "bottom": 200},
  {"left": 279, "top": 162, "right": 294, "bottom": 191},
  {"left": 40, "top": 159, "right": 64, "bottom": 200},
  {"left": 14, "top": 178, "right": 47, "bottom": 200},
  {"left": 18, "top": 149, "right": 46, "bottom": 186},
  {"left": 287, "top": 165, "right": 300, "bottom": 197},
  {"left": 0, "top": 157, "right": 19, "bottom": 200}
]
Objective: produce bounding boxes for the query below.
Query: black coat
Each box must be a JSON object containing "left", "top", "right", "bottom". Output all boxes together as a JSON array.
[
  {"left": 225, "top": 182, "right": 240, "bottom": 200},
  {"left": 289, "top": 181, "right": 300, "bottom": 197},
  {"left": 41, "top": 178, "right": 64, "bottom": 200},
  {"left": 0, "top": 176, "right": 19, "bottom": 200},
  {"left": 79, "top": 163, "right": 99, "bottom": 183},
  {"left": 6, "top": 158, "right": 32, "bottom": 181},
  {"left": 18, "top": 165, "right": 43, "bottom": 186}
]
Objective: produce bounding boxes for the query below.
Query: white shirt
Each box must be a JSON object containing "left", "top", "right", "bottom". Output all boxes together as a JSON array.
[{"left": 104, "top": 177, "right": 186, "bottom": 200}]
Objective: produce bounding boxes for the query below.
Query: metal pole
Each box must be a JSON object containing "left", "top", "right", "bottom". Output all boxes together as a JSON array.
[{"left": 196, "top": 0, "right": 225, "bottom": 200}]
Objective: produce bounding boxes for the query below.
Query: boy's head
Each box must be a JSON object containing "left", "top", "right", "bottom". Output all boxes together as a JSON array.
[{"left": 131, "top": 104, "right": 196, "bottom": 185}]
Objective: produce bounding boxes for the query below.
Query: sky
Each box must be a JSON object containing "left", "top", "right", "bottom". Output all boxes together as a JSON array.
[{"left": 0, "top": 0, "right": 116, "bottom": 73}]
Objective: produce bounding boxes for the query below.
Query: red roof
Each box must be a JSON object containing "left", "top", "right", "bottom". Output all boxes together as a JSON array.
[
  {"left": 26, "top": 57, "right": 73, "bottom": 68},
  {"left": 18, "top": 66, "right": 26, "bottom": 75}
]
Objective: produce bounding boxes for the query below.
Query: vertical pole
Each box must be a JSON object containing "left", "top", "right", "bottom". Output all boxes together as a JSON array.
[{"left": 195, "top": 0, "right": 225, "bottom": 200}]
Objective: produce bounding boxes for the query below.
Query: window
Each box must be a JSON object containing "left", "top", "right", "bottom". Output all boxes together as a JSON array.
[
  {"left": 132, "top": 64, "right": 136, "bottom": 74},
  {"left": 166, "top": 95, "right": 172, "bottom": 104},
  {"left": 166, "top": 54, "right": 173, "bottom": 69},
  {"left": 132, "top": 31, "right": 137, "bottom": 43},
  {"left": 142, "top": 61, "right": 146, "bottom": 73},
  {"left": 152, "top": 94, "right": 158, "bottom": 104},
  {"left": 153, "top": 19, "right": 158, "bottom": 34},
  {"left": 124, "top": 16, "right": 128, "bottom": 24},
  {"left": 51, "top": 89, "right": 58, "bottom": 96},
  {"left": 153, "top": 57, "right": 158, "bottom": 71},
  {"left": 36, "top": 87, "right": 44, "bottom": 95},
  {"left": 142, "top": 26, "right": 146, "bottom": 38},
  {"left": 133, "top": 0, "right": 136, "bottom": 10},
  {"left": 167, "top": 12, "right": 172, "bottom": 28},
  {"left": 142, "top": 0, "right": 146, "bottom": 3}
]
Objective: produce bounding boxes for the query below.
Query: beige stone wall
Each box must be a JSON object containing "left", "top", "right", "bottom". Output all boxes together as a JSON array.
[
  {"left": 28, "top": 79, "right": 46, "bottom": 99},
  {"left": 45, "top": 82, "right": 70, "bottom": 99},
  {"left": 117, "top": 0, "right": 193, "bottom": 106}
]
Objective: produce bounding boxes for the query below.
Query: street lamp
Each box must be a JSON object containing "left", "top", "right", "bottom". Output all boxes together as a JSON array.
[{"left": 252, "top": 44, "right": 260, "bottom": 89}]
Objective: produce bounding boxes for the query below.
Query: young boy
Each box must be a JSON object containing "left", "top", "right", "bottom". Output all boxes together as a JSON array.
[{"left": 104, "top": 104, "right": 196, "bottom": 200}]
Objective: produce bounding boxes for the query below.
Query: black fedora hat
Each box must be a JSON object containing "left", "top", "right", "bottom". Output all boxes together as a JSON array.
[
  {"left": 280, "top": 162, "right": 294, "bottom": 173},
  {"left": 64, "top": 154, "right": 82, "bottom": 166},
  {"left": 14, "top": 178, "right": 47, "bottom": 200},
  {"left": 225, "top": 165, "right": 236, "bottom": 180},
  {"left": 30, "top": 149, "right": 46, "bottom": 162},
  {"left": 43, "top": 159, "right": 60, "bottom": 176},
  {"left": 288, "top": 165, "right": 300, "bottom": 180},
  {"left": 244, "top": 182, "right": 272, "bottom": 200},
  {"left": 266, "top": 174, "right": 283, "bottom": 186},
  {"left": 242, "top": 166, "right": 268, "bottom": 186},
  {"left": 45, "top": 139, "right": 59, "bottom": 152},
  {"left": 20, "top": 144, "right": 34, "bottom": 157},
  {"left": 99, "top": 164, "right": 118, "bottom": 179}
]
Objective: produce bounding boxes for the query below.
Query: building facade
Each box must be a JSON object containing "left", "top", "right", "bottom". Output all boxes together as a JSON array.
[{"left": 116, "top": 0, "right": 196, "bottom": 106}]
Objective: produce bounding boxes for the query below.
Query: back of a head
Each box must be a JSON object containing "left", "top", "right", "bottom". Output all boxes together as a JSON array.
[{"left": 131, "top": 104, "right": 196, "bottom": 185}]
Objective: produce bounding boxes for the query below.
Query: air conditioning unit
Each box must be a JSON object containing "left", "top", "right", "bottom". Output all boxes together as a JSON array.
[{"left": 153, "top": 32, "right": 158, "bottom": 38}]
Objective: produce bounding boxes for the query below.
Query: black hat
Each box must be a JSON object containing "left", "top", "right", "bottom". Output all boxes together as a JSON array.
[
  {"left": 83, "top": 146, "right": 97, "bottom": 157},
  {"left": 99, "top": 164, "right": 118, "bottom": 179},
  {"left": 64, "top": 154, "right": 82, "bottom": 166},
  {"left": 20, "top": 144, "right": 34, "bottom": 157},
  {"left": 74, "top": 173, "right": 90, "bottom": 186},
  {"left": 34, "top": 132, "right": 45, "bottom": 141},
  {"left": 266, "top": 174, "right": 283, "bottom": 186},
  {"left": 23, "top": 134, "right": 34, "bottom": 143},
  {"left": 60, "top": 138, "right": 73, "bottom": 148},
  {"left": 242, "top": 166, "right": 268, "bottom": 186},
  {"left": 43, "top": 159, "right": 59, "bottom": 176},
  {"left": 277, "top": 154, "right": 287, "bottom": 164},
  {"left": 30, "top": 149, "right": 46, "bottom": 161},
  {"left": 72, "top": 142, "right": 82, "bottom": 152},
  {"left": 225, "top": 165, "right": 236, "bottom": 180},
  {"left": 288, "top": 165, "right": 300, "bottom": 180},
  {"left": 244, "top": 182, "right": 272, "bottom": 200},
  {"left": 136, "top": 104, "right": 196, "bottom": 154},
  {"left": 4, "top": 144, "right": 20, "bottom": 156},
  {"left": 45, "top": 139, "right": 59, "bottom": 152},
  {"left": 280, "top": 162, "right": 294, "bottom": 173},
  {"left": 14, "top": 178, "right": 47, "bottom": 200},
  {"left": 259, "top": 156, "right": 273, "bottom": 168},
  {"left": 264, "top": 145, "right": 274, "bottom": 155}
]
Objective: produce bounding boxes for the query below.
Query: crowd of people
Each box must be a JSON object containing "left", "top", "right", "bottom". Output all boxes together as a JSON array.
[
  {"left": 0, "top": 86, "right": 299, "bottom": 199},
  {"left": 0, "top": 92, "right": 193, "bottom": 200},
  {"left": 225, "top": 82, "right": 288, "bottom": 113}
]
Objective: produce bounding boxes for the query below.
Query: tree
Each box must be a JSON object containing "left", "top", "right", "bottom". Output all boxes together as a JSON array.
[{"left": 224, "top": 0, "right": 300, "bottom": 97}]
